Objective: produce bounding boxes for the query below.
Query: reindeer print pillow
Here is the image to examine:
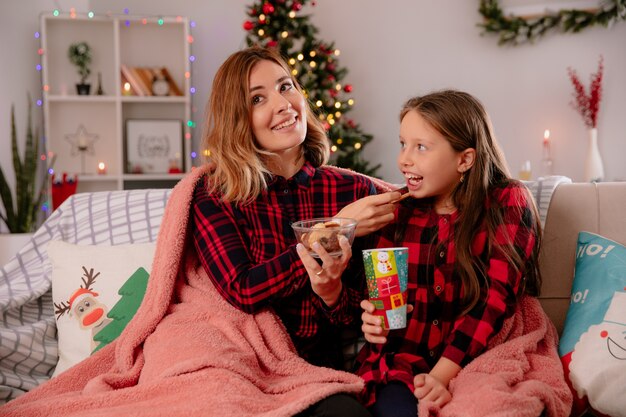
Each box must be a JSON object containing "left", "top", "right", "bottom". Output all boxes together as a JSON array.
[{"left": 47, "top": 240, "right": 156, "bottom": 377}]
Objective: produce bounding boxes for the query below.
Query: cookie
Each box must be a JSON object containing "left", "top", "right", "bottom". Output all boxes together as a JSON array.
[{"left": 307, "top": 221, "right": 342, "bottom": 253}]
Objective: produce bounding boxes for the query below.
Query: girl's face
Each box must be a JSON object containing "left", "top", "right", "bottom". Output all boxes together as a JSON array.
[
  {"left": 398, "top": 110, "right": 465, "bottom": 213},
  {"left": 249, "top": 60, "right": 307, "bottom": 165}
]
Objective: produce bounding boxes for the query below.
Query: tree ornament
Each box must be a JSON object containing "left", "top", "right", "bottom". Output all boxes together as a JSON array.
[
  {"left": 243, "top": 20, "right": 254, "bottom": 31},
  {"left": 262, "top": 2, "right": 275, "bottom": 14},
  {"left": 267, "top": 40, "right": 278, "bottom": 48},
  {"left": 292, "top": 2, "right": 303, "bottom": 11},
  {"left": 343, "top": 84, "right": 353, "bottom": 93}
]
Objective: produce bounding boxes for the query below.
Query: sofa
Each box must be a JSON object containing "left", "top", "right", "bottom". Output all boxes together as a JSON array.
[
  {"left": 1, "top": 177, "right": 624, "bottom": 414},
  {"left": 537, "top": 182, "right": 626, "bottom": 336}
]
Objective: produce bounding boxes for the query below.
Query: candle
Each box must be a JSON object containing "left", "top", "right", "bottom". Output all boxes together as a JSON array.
[
  {"left": 542, "top": 129, "right": 553, "bottom": 176},
  {"left": 97, "top": 162, "right": 107, "bottom": 175},
  {"left": 123, "top": 82, "right": 132, "bottom": 96}
]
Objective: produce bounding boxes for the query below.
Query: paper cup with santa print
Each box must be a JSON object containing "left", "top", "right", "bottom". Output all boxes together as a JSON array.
[{"left": 362, "top": 247, "right": 409, "bottom": 330}]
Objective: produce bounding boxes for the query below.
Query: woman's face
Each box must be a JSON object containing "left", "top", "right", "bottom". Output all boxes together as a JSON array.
[
  {"left": 398, "top": 110, "right": 465, "bottom": 213},
  {"left": 249, "top": 60, "right": 307, "bottom": 158}
]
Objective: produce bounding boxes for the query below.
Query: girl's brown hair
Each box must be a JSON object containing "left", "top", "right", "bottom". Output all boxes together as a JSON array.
[
  {"left": 397, "top": 90, "right": 542, "bottom": 314},
  {"left": 202, "top": 46, "right": 329, "bottom": 204}
]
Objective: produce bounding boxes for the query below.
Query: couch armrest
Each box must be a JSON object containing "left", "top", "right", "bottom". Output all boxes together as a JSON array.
[{"left": 538, "top": 182, "right": 626, "bottom": 334}]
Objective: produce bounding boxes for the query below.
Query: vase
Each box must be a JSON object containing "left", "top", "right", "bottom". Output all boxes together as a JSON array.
[
  {"left": 584, "top": 128, "right": 604, "bottom": 182},
  {"left": 76, "top": 83, "right": 91, "bottom": 95}
]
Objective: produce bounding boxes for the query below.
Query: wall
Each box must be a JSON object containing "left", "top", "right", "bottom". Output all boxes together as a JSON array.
[
  {"left": 1, "top": 1, "right": 625, "bottom": 209},
  {"left": 0, "top": 0, "right": 88, "bottom": 232},
  {"left": 308, "top": 1, "right": 626, "bottom": 183}
]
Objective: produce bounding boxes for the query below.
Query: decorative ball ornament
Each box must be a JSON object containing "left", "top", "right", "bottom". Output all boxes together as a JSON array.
[
  {"left": 343, "top": 84, "right": 353, "bottom": 93},
  {"left": 267, "top": 40, "right": 278, "bottom": 48},
  {"left": 262, "top": 2, "right": 275, "bottom": 14},
  {"left": 243, "top": 20, "right": 254, "bottom": 31},
  {"left": 292, "top": 2, "right": 303, "bottom": 11}
]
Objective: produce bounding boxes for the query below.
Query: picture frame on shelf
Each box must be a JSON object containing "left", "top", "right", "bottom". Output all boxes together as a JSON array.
[{"left": 125, "top": 119, "right": 183, "bottom": 174}]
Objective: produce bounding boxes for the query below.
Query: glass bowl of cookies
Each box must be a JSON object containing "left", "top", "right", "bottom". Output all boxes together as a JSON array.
[{"left": 291, "top": 217, "right": 357, "bottom": 258}]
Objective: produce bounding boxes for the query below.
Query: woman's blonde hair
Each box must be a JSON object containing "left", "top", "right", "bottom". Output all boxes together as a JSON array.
[
  {"left": 202, "top": 46, "right": 329, "bottom": 204},
  {"left": 396, "top": 90, "right": 542, "bottom": 314}
]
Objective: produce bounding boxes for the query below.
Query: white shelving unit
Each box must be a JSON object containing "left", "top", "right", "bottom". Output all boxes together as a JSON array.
[{"left": 40, "top": 12, "right": 192, "bottom": 193}]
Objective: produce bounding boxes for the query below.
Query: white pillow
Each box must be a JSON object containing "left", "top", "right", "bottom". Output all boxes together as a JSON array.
[{"left": 48, "top": 240, "right": 155, "bottom": 376}]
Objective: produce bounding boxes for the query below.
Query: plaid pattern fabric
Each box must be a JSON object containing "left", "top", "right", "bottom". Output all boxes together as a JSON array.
[
  {"left": 522, "top": 175, "right": 572, "bottom": 227},
  {"left": 355, "top": 182, "right": 539, "bottom": 406},
  {"left": 191, "top": 162, "right": 375, "bottom": 368},
  {"left": 0, "top": 189, "right": 170, "bottom": 404}
]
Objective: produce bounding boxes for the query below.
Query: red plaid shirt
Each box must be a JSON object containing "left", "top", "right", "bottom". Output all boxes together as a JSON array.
[
  {"left": 355, "top": 182, "right": 538, "bottom": 405},
  {"left": 191, "top": 162, "right": 375, "bottom": 368}
]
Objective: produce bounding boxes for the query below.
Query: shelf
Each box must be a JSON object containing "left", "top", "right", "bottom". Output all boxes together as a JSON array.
[
  {"left": 77, "top": 174, "right": 119, "bottom": 182},
  {"left": 123, "top": 173, "right": 185, "bottom": 181},
  {"left": 47, "top": 95, "right": 117, "bottom": 103},
  {"left": 40, "top": 12, "right": 193, "bottom": 195},
  {"left": 121, "top": 96, "right": 189, "bottom": 103}
]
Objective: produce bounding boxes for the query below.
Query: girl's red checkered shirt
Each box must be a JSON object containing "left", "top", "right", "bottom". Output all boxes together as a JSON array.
[{"left": 355, "top": 182, "right": 538, "bottom": 406}]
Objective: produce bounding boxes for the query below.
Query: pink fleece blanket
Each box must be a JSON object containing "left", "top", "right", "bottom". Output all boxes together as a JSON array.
[
  {"left": 1, "top": 166, "right": 363, "bottom": 417},
  {"left": 419, "top": 296, "right": 572, "bottom": 417}
]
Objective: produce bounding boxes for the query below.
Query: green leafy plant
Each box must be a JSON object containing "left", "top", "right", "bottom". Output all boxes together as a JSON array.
[
  {"left": 0, "top": 97, "right": 47, "bottom": 233},
  {"left": 68, "top": 41, "right": 92, "bottom": 84},
  {"left": 478, "top": 0, "right": 626, "bottom": 46}
]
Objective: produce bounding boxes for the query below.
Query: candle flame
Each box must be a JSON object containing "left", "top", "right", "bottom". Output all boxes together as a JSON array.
[
  {"left": 124, "top": 82, "right": 131, "bottom": 92},
  {"left": 98, "top": 162, "right": 106, "bottom": 170},
  {"left": 544, "top": 130, "right": 550, "bottom": 140}
]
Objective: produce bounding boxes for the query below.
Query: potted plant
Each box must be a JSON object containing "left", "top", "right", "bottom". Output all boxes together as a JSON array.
[
  {"left": 68, "top": 41, "right": 92, "bottom": 95},
  {"left": 0, "top": 97, "right": 48, "bottom": 236}
]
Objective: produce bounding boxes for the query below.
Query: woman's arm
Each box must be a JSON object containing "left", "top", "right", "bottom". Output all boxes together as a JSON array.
[{"left": 192, "top": 190, "right": 309, "bottom": 314}]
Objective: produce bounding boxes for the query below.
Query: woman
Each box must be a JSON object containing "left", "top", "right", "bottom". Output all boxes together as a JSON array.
[{"left": 191, "top": 46, "right": 400, "bottom": 417}]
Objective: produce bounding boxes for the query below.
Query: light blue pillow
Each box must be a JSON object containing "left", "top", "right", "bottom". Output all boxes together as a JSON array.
[{"left": 558, "top": 231, "right": 626, "bottom": 417}]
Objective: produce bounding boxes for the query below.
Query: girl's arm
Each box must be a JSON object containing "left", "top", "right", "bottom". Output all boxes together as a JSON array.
[
  {"left": 413, "top": 357, "right": 461, "bottom": 407},
  {"left": 429, "top": 357, "right": 463, "bottom": 387}
]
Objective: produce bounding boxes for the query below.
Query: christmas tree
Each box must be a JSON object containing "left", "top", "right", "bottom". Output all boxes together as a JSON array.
[
  {"left": 92, "top": 267, "right": 150, "bottom": 353},
  {"left": 243, "top": 0, "right": 380, "bottom": 176}
]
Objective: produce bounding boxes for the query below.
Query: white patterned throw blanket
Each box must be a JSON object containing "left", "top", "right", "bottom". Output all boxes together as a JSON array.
[{"left": 0, "top": 189, "right": 171, "bottom": 403}]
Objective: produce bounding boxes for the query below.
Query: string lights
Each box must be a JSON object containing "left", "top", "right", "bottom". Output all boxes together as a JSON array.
[{"left": 37, "top": 7, "right": 198, "bottom": 167}]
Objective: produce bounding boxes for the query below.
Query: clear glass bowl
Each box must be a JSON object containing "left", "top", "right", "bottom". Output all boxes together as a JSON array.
[{"left": 291, "top": 217, "right": 357, "bottom": 258}]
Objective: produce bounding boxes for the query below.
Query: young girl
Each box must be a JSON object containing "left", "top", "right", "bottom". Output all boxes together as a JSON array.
[
  {"left": 191, "top": 46, "right": 400, "bottom": 417},
  {"left": 356, "top": 90, "right": 543, "bottom": 417}
]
